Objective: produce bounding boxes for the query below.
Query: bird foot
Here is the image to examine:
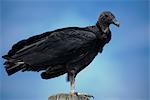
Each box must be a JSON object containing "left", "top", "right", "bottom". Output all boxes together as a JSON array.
[
  {"left": 74, "top": 92, "right": 94, "bottom": 99},
  {"left": 70, "top": 92, "right": 75, "bottom": 96}
]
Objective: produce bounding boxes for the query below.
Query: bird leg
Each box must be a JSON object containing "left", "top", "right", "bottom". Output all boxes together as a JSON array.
[{"left": 69, "top": 70, "right": 75, "bottom": 96}]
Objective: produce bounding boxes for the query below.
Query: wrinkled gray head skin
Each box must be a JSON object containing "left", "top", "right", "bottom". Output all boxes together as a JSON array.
[{"left": 98, "top": 11, "right": 120, "bottom": 29}]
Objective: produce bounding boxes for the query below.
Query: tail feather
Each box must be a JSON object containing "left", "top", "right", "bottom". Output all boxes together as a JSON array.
[
  {"left": 41, "top": 70, "right": 66, "bottom": 79},
  {"left": 2, "top": 55, "right": 10, "bottom": 60},
  {"left": 41, "top": 66, "right": 66, "bottom": 79},
  {"left": 4, "top": 61, "right": 24, "bottom": 76}
]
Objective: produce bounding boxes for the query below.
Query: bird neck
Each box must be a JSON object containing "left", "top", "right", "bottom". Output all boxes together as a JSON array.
[
  {"left": 86, "top": 25, "right": 101, "bottom": 40},
  {"left": 96, "top": 21, "right": 110, "bottom": 34}
]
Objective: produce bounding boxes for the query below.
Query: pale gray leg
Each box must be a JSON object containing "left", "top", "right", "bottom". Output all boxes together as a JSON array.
[{"left": 69, "top": 70, "right": 75, "bottom": 95}]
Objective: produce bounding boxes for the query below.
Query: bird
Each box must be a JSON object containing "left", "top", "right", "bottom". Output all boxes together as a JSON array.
[{"left": 2, "top": 11, "right": 119, "bottom": 95}]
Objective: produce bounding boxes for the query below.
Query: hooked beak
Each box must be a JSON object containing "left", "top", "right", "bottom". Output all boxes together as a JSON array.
[{"left": 112, "top": 19, "right": 120, "bottom": 27}]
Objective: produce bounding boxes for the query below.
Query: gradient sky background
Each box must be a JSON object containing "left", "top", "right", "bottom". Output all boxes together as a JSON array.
[{"left": 0, "top": 0, "right": 149, "bottom": 100}]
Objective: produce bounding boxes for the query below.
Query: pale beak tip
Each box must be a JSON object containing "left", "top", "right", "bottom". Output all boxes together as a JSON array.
[
  {"left": 112, "top": 19, "right": 120, "bottom": 27},
  {"left": 116, "top": 22, "right": 120, "bottom": 27}
]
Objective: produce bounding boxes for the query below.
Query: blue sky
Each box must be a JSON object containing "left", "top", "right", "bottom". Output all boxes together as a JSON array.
[{"left": 1, "top": 0, "right": 149, "bottom": 100}]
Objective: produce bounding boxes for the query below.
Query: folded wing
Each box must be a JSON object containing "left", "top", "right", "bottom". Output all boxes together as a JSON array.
[{"left": 3, "top": 27, "right": 97, "bottom": 74}]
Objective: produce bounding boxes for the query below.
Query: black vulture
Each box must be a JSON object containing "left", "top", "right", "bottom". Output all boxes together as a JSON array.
[{"left": 2, "top": 11, "right": 119, "bottom": 95}]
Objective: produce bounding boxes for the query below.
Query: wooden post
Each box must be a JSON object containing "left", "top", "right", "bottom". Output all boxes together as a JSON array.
[{"left": 48, "top": 93, "right": 93, "bottom": 100}]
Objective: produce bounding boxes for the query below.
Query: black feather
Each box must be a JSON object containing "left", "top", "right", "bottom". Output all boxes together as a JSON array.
[
  {"left": 2, "top": 11, "right": 117, "bottom": 81},
  {"left": 5, "top": 62, "right": 22, "bottom": 76}
]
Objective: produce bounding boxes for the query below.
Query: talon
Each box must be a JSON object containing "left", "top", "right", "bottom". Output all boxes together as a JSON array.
[
  {"left": 86, "top": 95, "right": 94, "bottom": 99},
  {"left": 74, "top": 92, "right": 94, "bottom": 99},
  {"left": 70, "top": 92, "right": 75, "bottom": 96}
]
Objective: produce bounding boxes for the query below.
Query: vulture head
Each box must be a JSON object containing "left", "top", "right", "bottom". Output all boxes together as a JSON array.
[{"left": 98, "top": 11, "right": 119, "bottom": 33}]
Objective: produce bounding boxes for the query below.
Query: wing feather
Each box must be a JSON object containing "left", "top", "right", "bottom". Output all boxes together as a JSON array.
[{"left": 5, "top": 28, "right": 97, "bottom": 72}]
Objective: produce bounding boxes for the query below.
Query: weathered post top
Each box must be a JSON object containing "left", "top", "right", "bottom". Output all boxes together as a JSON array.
[{"left": 48, "top": 93, "right": 93, "bottom": 100}]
